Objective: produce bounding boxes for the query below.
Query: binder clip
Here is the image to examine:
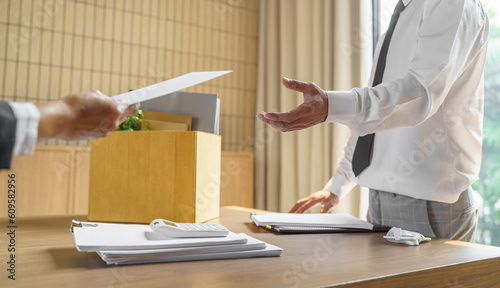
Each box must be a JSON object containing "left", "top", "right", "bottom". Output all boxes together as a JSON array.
[{"left": 70, "top": 220, "right": 98, "bottom": 233}]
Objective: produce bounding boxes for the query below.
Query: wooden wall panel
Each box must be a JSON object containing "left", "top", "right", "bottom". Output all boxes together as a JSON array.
[
  {"left": 0, "top": 146, "right": 85, "bottom": 216},
  {"left": 0, "top": 0, "right": 259, "bottom": 152},
  {"left": 0, "top": 146, "right": 254, "bottom": 217},
  {"left": 220, "top": 151, "right": 254, "bottom": 208},
  {"left": 73, "top": 149, "right": 90, "bottom": 214}
]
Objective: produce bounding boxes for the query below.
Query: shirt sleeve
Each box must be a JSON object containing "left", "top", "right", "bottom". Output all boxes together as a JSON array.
[
  {"left": 0, "top": 101, "right": 17, "bottom": 169},
  {"left": 323, "top": 132, "right": 358, "bottom": 199},
  {"left": 325, "top": 0, "right": 489, "bottom": 136},
  {"left": 8, "top": 102, "right": 40, "bottom": 156}
]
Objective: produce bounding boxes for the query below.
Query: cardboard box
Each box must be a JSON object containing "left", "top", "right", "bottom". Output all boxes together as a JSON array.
[
  {"left": 142, "top": 110, "right": 193, "bottom": 131},
  {"left": 140, "top": 119, "right": 189, "bottom": 131},
  {"left": 88, "top": 131, "right": 221, "bottom": 224}
]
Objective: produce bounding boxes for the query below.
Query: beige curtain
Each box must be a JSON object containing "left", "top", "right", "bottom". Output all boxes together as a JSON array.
[{"left": 255, "top": 0, "right": 369, "bottom": 216}]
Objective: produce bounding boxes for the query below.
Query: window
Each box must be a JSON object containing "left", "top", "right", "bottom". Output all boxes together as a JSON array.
[
  {"left": 373, "top": 0, "right": 399, "bottom": 52},
  {"left": 473, "top": 0, "right": 500, "bottom": 246},
  {"left": 375, "top": 0, "right": 500, "bottom": 246}
]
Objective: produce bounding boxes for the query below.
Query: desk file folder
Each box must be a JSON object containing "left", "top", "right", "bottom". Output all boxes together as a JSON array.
[
  {"left": 70, "top": 221, "right": 282, "bottom": 265},
  {"left": 251, "top": 213, "right": 391, "bottom": 234}
]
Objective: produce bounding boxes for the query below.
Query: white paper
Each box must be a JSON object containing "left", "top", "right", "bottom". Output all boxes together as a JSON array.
[
  {"left": 112, "top": 70, "right": 232, "bottom": 105},
  {"left": 71, "top": 221, "right": 283, "bottom": 265},
  {"left": 99, "top": 238, "right": 266, "bottom": 258},
  {"left": 72, "top": 221, "right": 247, "bottom": 252},
  {"left": 99, "top": 234, "right": 282, "bottom": 265},
  {"left": 100, "top": 243, "right": 283, "bottom": 265},
  {"left": 98, "top": 235, "right": 269, "bottom": 263}
]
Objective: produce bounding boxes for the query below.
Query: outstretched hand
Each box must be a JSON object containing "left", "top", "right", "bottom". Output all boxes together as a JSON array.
[
  {"left": 257, "top": 77, "right": 328, "bottom": 132},
  {"left": 37, "top": 90, "right": 139, "bottom": 141},
  {"left": 289, "top": 189, "right": 340, "bottom": 213}
]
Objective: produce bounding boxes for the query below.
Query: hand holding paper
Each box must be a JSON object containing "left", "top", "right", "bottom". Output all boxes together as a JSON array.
[{"left": 37, "top": 90, "right": 139, "bottom": 141}]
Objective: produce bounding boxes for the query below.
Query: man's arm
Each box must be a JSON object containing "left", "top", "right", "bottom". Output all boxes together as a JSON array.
[
  {"left": 36, "top": 90, "right": 139, "bottom": 141},
  {"left": 258, "top": 0, "right": 488, "bottom": 213},
  {"left": 0, "top": 101, "right": 17, "bottom": 169},
  {"left": 258, "top": 0, "right": 488, "bottom": 136},
  {"left": 1, "top": 90, "right": 139, "bottom": 170}
]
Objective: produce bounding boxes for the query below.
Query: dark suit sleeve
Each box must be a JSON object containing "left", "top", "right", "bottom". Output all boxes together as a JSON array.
[{"left": 0, "top": 101, "right": 17, "bottom": 169}]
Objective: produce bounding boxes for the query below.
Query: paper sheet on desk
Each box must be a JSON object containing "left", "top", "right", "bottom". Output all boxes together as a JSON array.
[{"left": 112, "top": 70, "right": 232, "bottom": 105}]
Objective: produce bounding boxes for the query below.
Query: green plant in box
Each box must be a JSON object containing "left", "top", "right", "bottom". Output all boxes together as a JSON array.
[{"left": 116, "top": 109, "right": 149, "bottom": 131}]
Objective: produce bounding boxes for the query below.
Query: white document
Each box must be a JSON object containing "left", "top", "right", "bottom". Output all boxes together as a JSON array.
[
  {"left": 70, "top": 220, "right": 283, "bottom": 265},
  {"left": 99, "top": 237, "right": 266, "bottom": 258},
  {"left": 112, "top": 70, "right": 232, "bottom": 105},
  {"left": 251, "top": 213, "right": 374, "bottom": 230},
  {"left": 98, "top": 235, "right": 279, "bottom": 265},
  {"left": 98, "top": 236, "right": 282, "bottom": 265},
  {"left": 100, "top": 243, "right": 283, "bottom": 265},
  {"left": 71, "top": 221, "right": 247, "bottom": 252}
]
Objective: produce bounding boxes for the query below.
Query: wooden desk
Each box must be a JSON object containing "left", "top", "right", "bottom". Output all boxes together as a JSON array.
[{"left": 1, "top": 207, "right": 500, "bottom": 288}]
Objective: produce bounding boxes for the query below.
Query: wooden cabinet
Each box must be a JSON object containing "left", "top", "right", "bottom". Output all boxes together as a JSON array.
[{"left": 0, "top": 146, "right": 254, "bottom": 217}]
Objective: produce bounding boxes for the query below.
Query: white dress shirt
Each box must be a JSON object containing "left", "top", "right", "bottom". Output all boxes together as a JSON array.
[
  {"left": 8, "top": 102, "right": 40, "bottom": 156},
  {"left": 324, "top": 0, "right": 489, "bottom": 203}
]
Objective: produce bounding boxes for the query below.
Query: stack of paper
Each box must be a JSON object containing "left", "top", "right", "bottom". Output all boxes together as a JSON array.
[
  {"left": 250, "top": 213, "right": 390, "bottom": 234},
  {"left": 70, "top": 221, "right": 282, "bottom": 265}
]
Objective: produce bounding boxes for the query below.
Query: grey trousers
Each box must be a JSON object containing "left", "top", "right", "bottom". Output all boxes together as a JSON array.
[{"left": 367, "top": 187, "right": 478, "bottom": 242}]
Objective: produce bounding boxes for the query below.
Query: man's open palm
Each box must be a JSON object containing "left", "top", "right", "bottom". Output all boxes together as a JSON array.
[{"left": 257, "top": 77, "right": 328, "bottom": 132}]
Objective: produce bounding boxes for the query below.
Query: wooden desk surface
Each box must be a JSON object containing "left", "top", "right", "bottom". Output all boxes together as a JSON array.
[{"left": 1, "top": 207, "right": 500, "bottom": 288}]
